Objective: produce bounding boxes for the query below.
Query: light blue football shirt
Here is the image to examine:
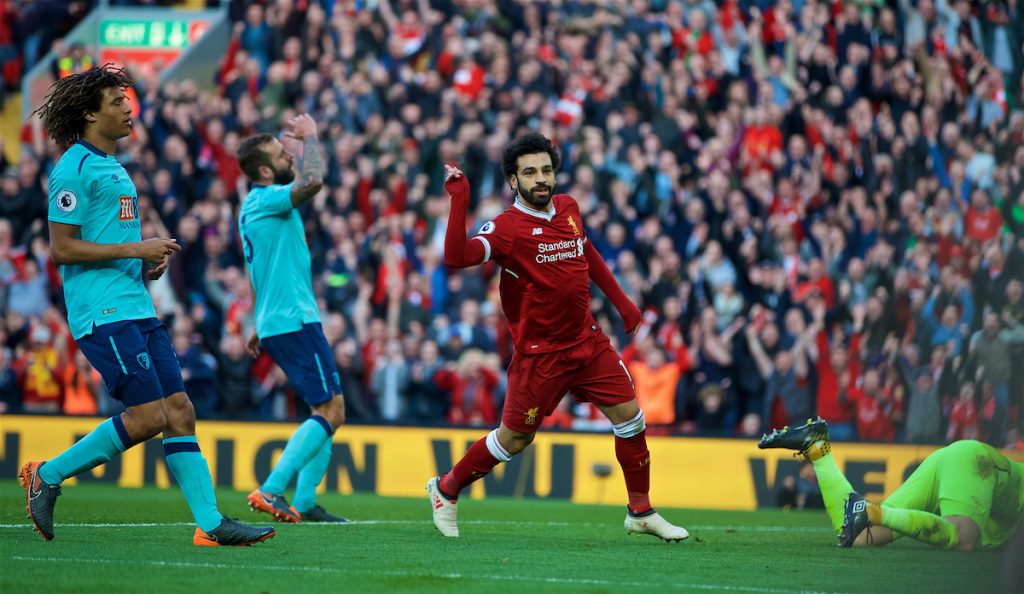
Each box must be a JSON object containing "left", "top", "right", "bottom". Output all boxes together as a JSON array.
[
  {"left": 48, "top": 141, "right": 156, "bottom": 340},
  {"left": 239, "top": 183, "right": 320, "bottom": 338}
]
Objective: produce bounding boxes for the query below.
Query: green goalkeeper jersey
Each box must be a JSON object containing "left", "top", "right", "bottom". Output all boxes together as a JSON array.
[{"left": 884, "top": 440, "right": 1023, "bottom": 547}]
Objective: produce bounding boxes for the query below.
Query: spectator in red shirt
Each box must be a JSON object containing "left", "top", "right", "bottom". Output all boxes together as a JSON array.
[
  {"left": 800, "top": 258, "right": 836, "bottom": 308},
  {"left": 946, "top": 383, "right": 979, "bottom": 442},
  {"left": 672, "top": 9, "right": 715, "bottom": 58},
  {"left": 810, "top": 300, "right": 861, "bottom": 440},
  {"left": 976, "top": 380, "right": 1005, "bottom": 445},
  {"left": 769, "top": 177, "right": 806, "bottom": 242},
  {"left": 964, "top": 189, "right": 1004, "bottom": 244},
  {"left": 841, "top": 368, "right": 896, "bottom": 442},
  {"left": 197, "top": 119, "right": 244, "bottom": 196},
  {"left": 452, "top": 56, "right": 486, "bottom": 102},
  {"left": 741, "top": 106, "right": 784, "bottom": 175},
  {"left": 14, "top": 325, "right": 62, "bottom": 413},
  {"left": 434, "top": 349, "right": 500, "bottom": 427}
]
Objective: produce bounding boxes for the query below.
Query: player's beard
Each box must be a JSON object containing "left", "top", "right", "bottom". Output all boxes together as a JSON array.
[
  {"left": 517, "top": 180, "right": 553, "bottom": 209},
  {"left": 273, "top": 164, "right": 296, "bottom": 185}
]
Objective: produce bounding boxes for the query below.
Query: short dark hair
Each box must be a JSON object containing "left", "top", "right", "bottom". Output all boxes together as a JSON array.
[
  {"left": 237, "top": 133, "right": 276, "bottom": 181},
  {"left": 501, "top": 132, "right": 560, "bottom": 179},
  {"left": 33, "top": 64, "right": 133, "bottom": 148}
]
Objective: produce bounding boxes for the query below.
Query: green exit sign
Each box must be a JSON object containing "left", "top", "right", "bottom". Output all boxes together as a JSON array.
[{"left": 99, "top": 20, "right": 207, "bottom": 49}]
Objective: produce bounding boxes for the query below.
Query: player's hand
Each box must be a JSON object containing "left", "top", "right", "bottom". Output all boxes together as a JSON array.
[
  {"left": 444, "top": 162, "right": 470, "bottom": 202},
  {"left": 284, "top": 113, "right": 318, "bottom": 140},
  {"left": 246, "top": 332, "right": 261, "bottom": 358},
  {"left": 622, "top": 301, "right": 643, "bottom": 335},
  {"left": 135, "top": 238, "right": 180, "bottom": 264},
  {"left": 147, "top": 256, "right": 169, "bottom": 280}
]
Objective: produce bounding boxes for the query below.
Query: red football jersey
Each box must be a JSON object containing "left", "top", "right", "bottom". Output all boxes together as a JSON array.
[{"left": 471, "top": 194, "right": 596, "bottom": 354}]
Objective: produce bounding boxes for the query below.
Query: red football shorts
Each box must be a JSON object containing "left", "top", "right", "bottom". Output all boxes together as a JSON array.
[{"left": 502, "top": 329, "right": 636, "bottom": 433}]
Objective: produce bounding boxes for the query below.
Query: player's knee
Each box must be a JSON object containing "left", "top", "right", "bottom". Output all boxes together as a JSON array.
[
  {"left": 169, "top": 394, "right": 196, "bottom": 419},
  {"left": 502, "top": 431, "right": 535, "bottom": 456},
  {"left": 329, "top": 395, "right": 346, "bottom": 427},
  {"left": 611, "top": 409, "right": 645, "bottom": 438},
  {"left": 128, "top": 406, "right": 168, "bottom": 438},
  {"left": 165, "top": 393, "right": 197, "bottom": 434},
  {"left": 314, "top": 397, "right": 345, "bottom": 429}
]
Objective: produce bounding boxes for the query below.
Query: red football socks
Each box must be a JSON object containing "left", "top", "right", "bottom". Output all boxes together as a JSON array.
[
  {"left": 616, "top": 433, "right": 652, "bottom": 514},
  {"left": 439, "top": 437, "right": 501, "bottom": 498}
]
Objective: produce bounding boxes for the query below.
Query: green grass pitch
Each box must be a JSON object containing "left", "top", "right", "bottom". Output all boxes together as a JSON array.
[{"left": 0, "top": 481, "right": 1011, "bottom": 593}]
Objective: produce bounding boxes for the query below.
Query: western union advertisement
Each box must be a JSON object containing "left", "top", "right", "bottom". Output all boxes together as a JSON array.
[{"left": 0, "top": 415, "right": 967, "bottom": 510}]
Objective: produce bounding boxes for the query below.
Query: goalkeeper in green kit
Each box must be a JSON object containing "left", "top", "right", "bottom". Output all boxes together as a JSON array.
[{"left": 759, "top": 419, "right": 1024, "bottom": 550}]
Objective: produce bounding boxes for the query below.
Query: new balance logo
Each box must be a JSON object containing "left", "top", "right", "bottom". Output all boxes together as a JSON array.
[{"left": 532, "top": 227, "right": 543, "bottom": 235}]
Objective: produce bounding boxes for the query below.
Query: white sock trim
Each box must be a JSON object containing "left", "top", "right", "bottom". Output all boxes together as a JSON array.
[
  {"left": 613, "top": 410, "right": 646, "bottom": 439},
  {"left": 485, "top": 429, "right": 512, "bottom": 462}
]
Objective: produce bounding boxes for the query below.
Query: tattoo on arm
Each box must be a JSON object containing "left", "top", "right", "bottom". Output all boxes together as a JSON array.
[{"left": 299, "top": 135, "right": 324, "bottom": 186}]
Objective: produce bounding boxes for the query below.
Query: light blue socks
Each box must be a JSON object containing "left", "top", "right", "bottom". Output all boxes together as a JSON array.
[
  {"left": 262, "top": 416, "right": 334, "bottom": 497},
  {"left": 39, "top": 417, "right": 131, "bottom": 485},
  {"left": 293, "top": 438, "right": 333, "bottom": 513},
  {"left": 163, "top": 436, "right": 222, "bottom": 532}
]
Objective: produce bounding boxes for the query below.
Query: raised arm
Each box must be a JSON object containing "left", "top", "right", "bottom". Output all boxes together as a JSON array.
[
  {"left": 49, "top": 221, "right": 180, "bottom": 265},
  {"left": 583, "top": 240, "right": 642, "bottom": 332},
  {"left": 922, "top": 291, "right": 939, "bottom": 330},
  {"left": 792, "top": 326, "right": 813, "bottom": 379},
  {"left": 377, "top": 0, "right": 399, "bottom": 28},
  {"left": 285, "top": 114, "right": 324, "bottom": 207},
  {"left": 957, "top": 285, "right": 974, "bottom": 329},
  {"left": 744, "top": 324, "right": 775, "bottom": 379},
  {"left": 442, "top": 163, "right": 486, "bottom": 269}
]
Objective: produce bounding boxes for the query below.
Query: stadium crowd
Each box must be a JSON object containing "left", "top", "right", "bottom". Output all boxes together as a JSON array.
[{"left": 1, "top": 0, "right": 1023, "bottom": 448}]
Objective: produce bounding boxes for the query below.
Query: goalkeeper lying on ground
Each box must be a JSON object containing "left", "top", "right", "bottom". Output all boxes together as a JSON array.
[{"left": 758, "top": 419, "right": 1023, "bottom": 550}]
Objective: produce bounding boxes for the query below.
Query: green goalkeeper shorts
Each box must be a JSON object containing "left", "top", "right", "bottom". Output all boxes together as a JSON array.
[{"left": 883, "top": 440, "right": 1023, "bottom": 548}]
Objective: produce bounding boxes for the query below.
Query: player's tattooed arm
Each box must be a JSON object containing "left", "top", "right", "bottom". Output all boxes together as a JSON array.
[
  {"left": 287, "top": 114, "right": 324, "bottom": 206},
  {"left": 298, "top": 135, "right": 325, "bottom": 186}
]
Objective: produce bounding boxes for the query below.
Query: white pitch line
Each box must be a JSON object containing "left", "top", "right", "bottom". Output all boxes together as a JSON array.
[
  {"left": 0, "top": 520, "right": 827, "bottom": 532},
  {"left": 0, "top": 522, "right": 196, "bottom": 528},
  {"left": 8, "top": 555, "right": 835, "bottom": 594}
]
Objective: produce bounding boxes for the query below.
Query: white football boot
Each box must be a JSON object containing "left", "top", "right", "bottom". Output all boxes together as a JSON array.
[
  {"left": 426, "top": 477, "right": 459, "bottom": 537},
  {"left": 624, "top": 509, "right": 689, "bottom": 542}
]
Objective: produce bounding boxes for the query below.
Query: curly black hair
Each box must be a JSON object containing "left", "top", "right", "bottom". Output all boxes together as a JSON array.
[
  {"left": 236, "top": 133, "right": 277, "bottom": 182},
  {"left": 501, "top": 132, "right": 561, "bottom": 179},
  {"left": 32, "top": 64, "right": 133, "bottom": 148}
]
